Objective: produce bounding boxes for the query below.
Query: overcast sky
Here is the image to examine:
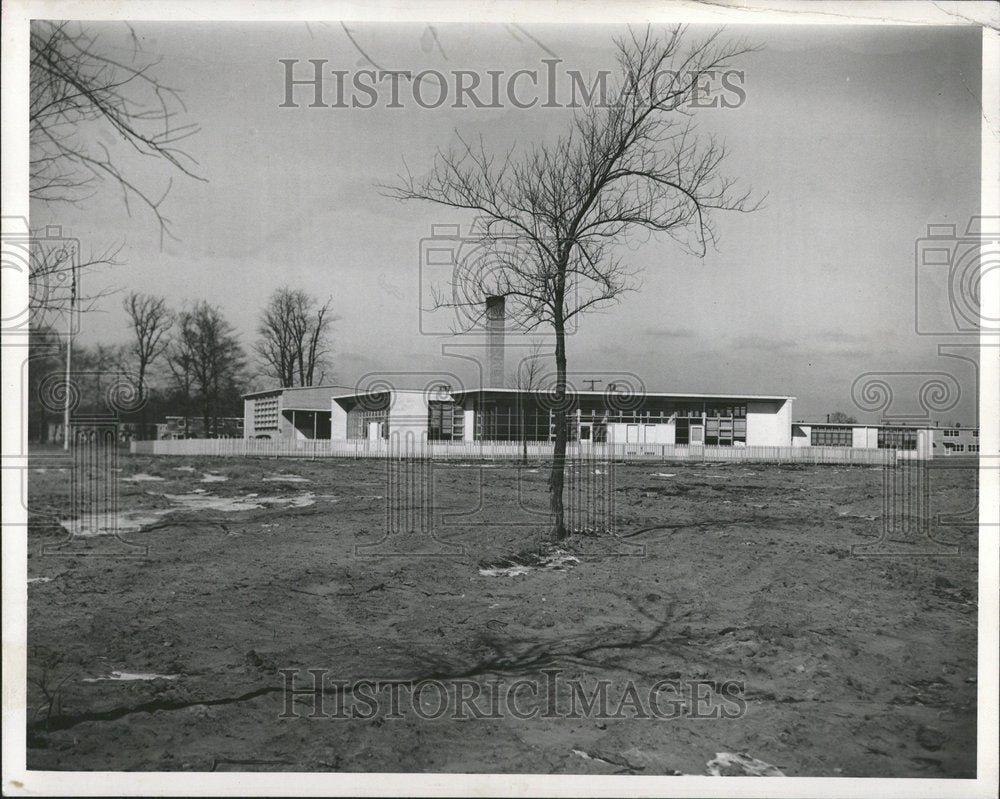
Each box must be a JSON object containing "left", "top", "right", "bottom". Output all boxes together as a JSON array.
[{"left": 32, "top": 22, "right": 983, "bottom": 423}]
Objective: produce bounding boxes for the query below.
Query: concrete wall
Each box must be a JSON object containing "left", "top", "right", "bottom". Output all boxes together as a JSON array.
[
  {"left": 852, "top": 426, "right": 878, "bottom": 449},
  {"left": 390, "top": 390, "right": 431, "bottom": 442},
  {"left": 330, "top": 400, "right": 349, "bottom": 441},
  {"left": 603, "top": 421, "right": 675, "bottom": 445},
  {"left": 746, "top": 399, "right": 793, "bottom": 447},
  {"left": 244, "top": 399, "right": 255, "bottom": 438},
  {"left": 244, "top": 392, "right": 284, "bottom": 439},
  {"left": 792, "top": 424, "right": 811, "bottom": 447}
]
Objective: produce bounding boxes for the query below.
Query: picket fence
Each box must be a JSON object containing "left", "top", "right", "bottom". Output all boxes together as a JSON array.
[{"left": 131, "top": 437, "right": 897, "bottom": 465}]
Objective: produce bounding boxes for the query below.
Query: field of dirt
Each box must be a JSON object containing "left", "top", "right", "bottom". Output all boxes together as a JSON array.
[{"left": 24, "top": 450, "right": 978, "bottom": 776}]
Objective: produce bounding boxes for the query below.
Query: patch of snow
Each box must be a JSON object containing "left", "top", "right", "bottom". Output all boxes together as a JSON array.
[
  {"left": 480, "top": 565, "right": 531, "bottom": 577},
  {"left": 263, "top": 475, "right": 310, "bottom": 483},
  {"left": 62, "top": 490, "right": 317, "bottom": 535},
  {"left": 161, "top": 491, "right": 315, "bottom": 512},
  {"left": 123, "top": 473, "right": 165, "bottom": 482},
  {"left": 61, "top": 509, "right": 171, "bottom": 537},
  {"left": 28, "top": 577, "right": 53, "bottom": 584},
  {"left": 199, "top": 473, "right": 229, "bottom": 483},
  {"left": 479, "top": 549, "right": 580, "bottom": 577},
  {"left": 707, "top": 752, "right": 785, "bottom": 777},
  {"left": 173, "top": 466, "right": 196, "bottom": 472},
  {"left": 653, "top": 473, "right": 676, "bottom": 478},
  {"left": 82, "top": 671, "right": 179, "bottom": 683}
]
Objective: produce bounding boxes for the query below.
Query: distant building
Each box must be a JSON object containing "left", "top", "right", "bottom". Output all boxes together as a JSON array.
[
  {"left": 932, "top": 426, "right": 980, "bottom": 457},
  {"left": 157, "top": 415, "right": 244, "bottom": 440},
  {"left": 791, "top": 422, "right": 980, "bottom": 459}
]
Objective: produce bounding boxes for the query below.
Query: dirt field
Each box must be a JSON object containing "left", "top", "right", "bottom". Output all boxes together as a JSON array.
[{"left": 24, "top": 451, "right": 978, "bottom": 776}]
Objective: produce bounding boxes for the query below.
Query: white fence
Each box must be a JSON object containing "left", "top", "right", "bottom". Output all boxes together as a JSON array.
[{"left": 131, "top": 438, "right": 898, "bottom": 465}]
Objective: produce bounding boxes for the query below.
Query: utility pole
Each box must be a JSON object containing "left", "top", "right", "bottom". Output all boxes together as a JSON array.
[{"left": 63, "top": 256, "right": 76, "bottom": 451}]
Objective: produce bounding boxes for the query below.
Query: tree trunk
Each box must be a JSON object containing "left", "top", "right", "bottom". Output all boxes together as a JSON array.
[
  {"left": 547, "top": 318, "right": 568, "bottom": 541},
  {"left": 136, "top": 366, "right": 147, "bottom": 441},
  {"left": 202, "top": 396, "right": 211, "bottom": 439}
]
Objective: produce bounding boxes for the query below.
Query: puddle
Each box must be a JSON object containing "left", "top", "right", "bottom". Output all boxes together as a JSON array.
[
  {"left": 82, "top": 671, "right": 179, "bottom": 683},
  {"left": 173, "top": 466, "right": 196, "bottom": 472},
  {"left": 263, "top": 475, "right": 310, "bottom": 483},
  {"left": 123, "top": 473, "right": 166, "bottom": 482},
  {"left": 653, "top": 473, "right": 676, "bottom": 478},
  {"left": 28, "top": 577, "right": 53, "bottom": 584},
  {"left": 200, "top": 473, "right": 229, "bottom": 483},
  {"left": 479, "top": 549, "right": 580, "bottom": 577}
]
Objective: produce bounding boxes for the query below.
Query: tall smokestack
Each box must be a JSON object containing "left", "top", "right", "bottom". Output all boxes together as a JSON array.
[{"left": 485, "top": 295, "right": 506, "bottom": 388}]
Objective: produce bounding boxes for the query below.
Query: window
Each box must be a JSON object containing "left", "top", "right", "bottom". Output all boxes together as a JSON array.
[
  {"left": 969, "top": 444, "right": 979, "bottom": 453},
  {"left": 878, "top": 427, "right": 917, "bottom": 450},
  {"left": 428, "top": 401, "right": 464, "bottom": 441},
  {"left": 973, "top": 430, "right": 979, "bottom": 437},
  {"left": 810, "top": 426, "right": 853, "bottom": 447},
  {"left": 675, "top": 417, "right": 689, "bottom": 445},
  {"left": 943, "top": 429, "right": 958, "bottom": 437}
]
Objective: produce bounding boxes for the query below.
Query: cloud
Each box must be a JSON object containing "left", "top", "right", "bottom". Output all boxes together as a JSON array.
[{"left": 641, "top": 326, "right": 697, "bottom": 339}]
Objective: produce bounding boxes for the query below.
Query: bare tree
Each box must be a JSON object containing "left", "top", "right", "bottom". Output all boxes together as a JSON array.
[
  {"left": 166, "top": 342, "right": 196, "bottom": 439},
  {"left": 28, "top": 20, "right": 204, "bottom": 327},
  {"left": 30, "top": 20, "right": 204, "bottom": 240},
  {"left": 27, "top": 237, "right": 122, "bottom": 323},
  {"left": 122, "top": 293, "right": 172, "bottom": 439},
  {"left": 171, "top": 302, "right": 245, "bottom": 436},
  {"left": 512, "top": 339, "right": 546, "bottom": 464},
  {"left": 827, "top": 411, "right": 857, "bottom": 424},
  {"left": 388, "top": 26, "right": 759, "bottom": 540},
  {"left": 255, "top": 288, "right": 335, "bottom": 388}
]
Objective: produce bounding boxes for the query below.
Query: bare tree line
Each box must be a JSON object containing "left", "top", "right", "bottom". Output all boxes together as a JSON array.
[{"left": 29, "top": 286, "right": 336, "bottom": 442}]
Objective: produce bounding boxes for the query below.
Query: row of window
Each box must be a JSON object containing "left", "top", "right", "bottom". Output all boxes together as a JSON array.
[
  {"left": 943, "top": 443, "right": 979, "bottom": 453},
  {"left": 942, "top": 429, "right": 979, "bottom": 437},
  {"left": 808, "top": 425, "right": 919, "bottom": 450},
  {"left": 810, "top": 426, "right": 854, "bottom": 447},
  {"left": 877, "top": 428, "right": 917, "bottom": 450}
]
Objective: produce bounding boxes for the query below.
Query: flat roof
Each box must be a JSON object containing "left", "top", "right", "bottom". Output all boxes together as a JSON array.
[
  {"left": 247, "top": 385, "right": 796, "bottom": 402},
  {"left": 796, "top": 421, "right": 979, "bottom": 430},
  {"left": 242, "top": 384, "right": 354, "bottom": 399},
  {"left": 449, "top": 388, "right": 795, "bottom": 402}
]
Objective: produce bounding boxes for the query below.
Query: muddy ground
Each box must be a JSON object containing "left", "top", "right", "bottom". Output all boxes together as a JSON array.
[{"left": 24, "top": 451, "right": 978, "bottom": 776}]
